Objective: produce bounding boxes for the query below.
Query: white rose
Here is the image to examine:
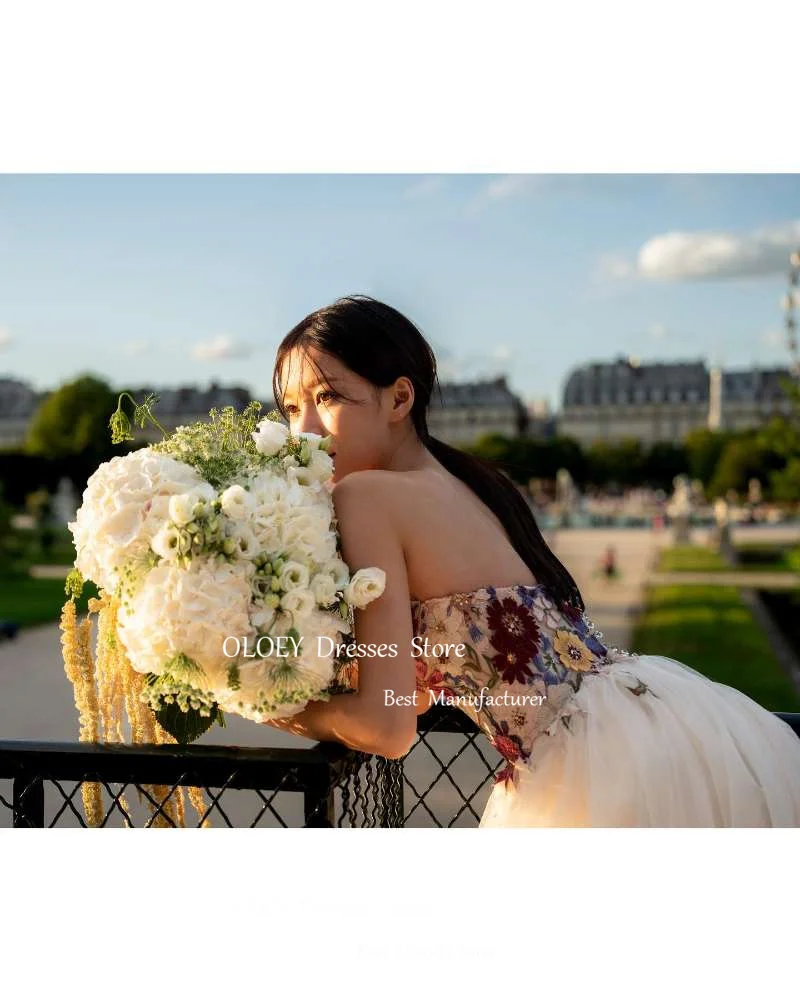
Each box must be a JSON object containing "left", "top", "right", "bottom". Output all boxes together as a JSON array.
[
  {"left": 344, "top": 567, "right": 386, "bottom": 609},
  {"left": 252, "top": 419, "right": 290, "bottom": 456},
  {"left": 221, "top": 484, "right": 256, "bottom": 521},
  {"left": 324, "top": 557, "right": 350, "bottom": 590}
]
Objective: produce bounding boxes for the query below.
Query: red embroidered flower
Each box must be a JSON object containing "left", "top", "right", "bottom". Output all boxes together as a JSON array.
[
  {"left": 492, "top": 734, "right": 521, "bottom": 762},
  {"left": 486, "top": 596, "right": 539, "bottom": 684},
  {"left": 494, "top": 761, "right": 519, "bottom": 788}
]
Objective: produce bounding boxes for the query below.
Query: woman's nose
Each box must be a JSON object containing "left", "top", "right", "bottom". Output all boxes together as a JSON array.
[{"left": 295, "top": 406, "right": 326, "bottom": 437}]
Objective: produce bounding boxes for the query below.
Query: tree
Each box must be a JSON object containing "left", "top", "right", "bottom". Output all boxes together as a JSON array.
[
  {"left": 707, "top": 435, "right": 783, "bottom": 499},
  {"left": 24, "top": 375, "right": 122, "bottom": 463},
  {"left": 684, "top": 428, "right": 730, "bottom": 487}
]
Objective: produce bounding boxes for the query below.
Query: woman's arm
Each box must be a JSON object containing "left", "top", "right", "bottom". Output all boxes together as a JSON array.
[{"left": 262, "top": 470, "right": 419, "bottom": 760}]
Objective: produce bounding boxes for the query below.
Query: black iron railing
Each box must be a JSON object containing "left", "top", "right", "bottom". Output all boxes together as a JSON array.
[
  {"left": 2, "top": 710, "right": 799, "bottom": 828},
  {"left": 0, "top": 739, "right": 404, "bottom": 828}
]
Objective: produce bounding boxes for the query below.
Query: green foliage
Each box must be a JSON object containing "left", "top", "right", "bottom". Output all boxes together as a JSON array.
[
  {"left": 632, "top": 584, "right": 800, "bottom": 711},
  {"left": 0, "top": 574, "right": 99, "bottom": 628},
  {"left": 684, "top": 428, "right": 731, "bottom": 486},
  {"left": 24, "top": 375, "right": 122, "bottom": 462},
  {"left": 707, "top": 435, "right": 784, "bottom": 500},
  {"left": 769, "top": 457, "right": 800, "bottom": 503},
  {"left": 150, "top": 398, "right": 283, "bottom": 487},
  {"left": 658, "top": 546, "right": 727, "bottom": 572},
  {"left": 154, "top": 699, "right": 225, "bottom": 745}
]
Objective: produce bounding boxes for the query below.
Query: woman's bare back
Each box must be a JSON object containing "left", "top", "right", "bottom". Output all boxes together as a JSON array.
[{"left": 385, "top": 466, "right": 537, "bottom": 603}]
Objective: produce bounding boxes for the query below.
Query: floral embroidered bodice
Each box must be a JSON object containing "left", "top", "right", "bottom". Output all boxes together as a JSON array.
[{"left": 410, "top": 583, "right": 615, "bottom": 787}]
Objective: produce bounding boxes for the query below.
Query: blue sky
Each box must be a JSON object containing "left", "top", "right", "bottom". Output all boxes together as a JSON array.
[{"left": 0, "top": 173, "right": 798, "bottom": 411}]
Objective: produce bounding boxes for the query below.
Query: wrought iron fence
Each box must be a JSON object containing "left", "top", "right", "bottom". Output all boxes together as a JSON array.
[{"left": 2, "top": 709, "right": 799, "bottom": 828}]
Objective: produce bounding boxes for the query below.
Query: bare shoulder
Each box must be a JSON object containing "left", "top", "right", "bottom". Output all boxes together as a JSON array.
[{"left": 332, "top": 469, "right": 417, "bottom": 514}]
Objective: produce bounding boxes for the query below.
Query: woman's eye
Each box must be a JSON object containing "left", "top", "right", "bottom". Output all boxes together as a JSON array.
[{"left": 316, "top": 391, "right": 336, "bottom": 405}]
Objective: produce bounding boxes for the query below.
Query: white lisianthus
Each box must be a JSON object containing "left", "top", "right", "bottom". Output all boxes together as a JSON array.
[
  {"left": 280, "top": 587, "right": 316, "bottom": 620},
  {"left": 226, "top": 523, "right": 260, "bottom": 560},
  {"left": 220, "top": 484, "right": 256, "bottom": 520},
  {"left": 310, "top": 571, "right": 339, "bottom": 607},
  {"left": 296, "top": 431, "right": 332, "bottom": 451},
  {"left": 344, "top": 567, "right": 386, "bottom": 609},
  {"left": 252, "top": 418, "right": 290, "bottom": 456},
  {"left": 151, "top": 522, "right": 183, "bottom": 562},
  {"left": 278, "top": 560, "right": 310, "bottom": 592},
  {"left": 169, "top": 485, "right": 216, "bottom": 526},
  {"left": 288, "top": 449, "right": 333, "bottom": 486},
  {"left": 325, "top": 557, "right": 350, "bottom": 590}
]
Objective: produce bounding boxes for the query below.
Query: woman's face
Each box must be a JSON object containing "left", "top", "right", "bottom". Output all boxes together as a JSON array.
[{"left": 278, "top": 347, "right": 393, "bottom": 483}]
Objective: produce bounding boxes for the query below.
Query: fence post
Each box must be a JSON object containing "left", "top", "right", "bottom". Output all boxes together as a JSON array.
[
  {"left": 13, "top": 773, "right": 44, "bottom": 828},
  {"left": 304, "top": 766, "right": 335, "bottom": 827}
]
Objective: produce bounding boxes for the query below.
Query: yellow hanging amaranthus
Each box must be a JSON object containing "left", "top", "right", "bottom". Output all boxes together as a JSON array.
[{"left": 61, "top": 590, "right": 211, "bottom": 828}]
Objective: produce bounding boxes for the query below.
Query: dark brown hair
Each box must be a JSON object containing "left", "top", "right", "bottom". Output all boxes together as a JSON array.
[{"left": 272, "top": 294, "right": 584, "bottom": 611}]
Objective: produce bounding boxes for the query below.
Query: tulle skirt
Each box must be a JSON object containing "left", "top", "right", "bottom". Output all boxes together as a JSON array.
[{"left": 479, "top": 652, "right": 800, "bottom": 828}]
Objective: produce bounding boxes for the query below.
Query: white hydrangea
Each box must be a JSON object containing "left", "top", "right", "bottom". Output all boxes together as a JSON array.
[
  {"left": 117, "top": 557, "right": 256, "bottom": 689},
  {"left": 68, "top": 449, "right": 213, "bottom": 592}
]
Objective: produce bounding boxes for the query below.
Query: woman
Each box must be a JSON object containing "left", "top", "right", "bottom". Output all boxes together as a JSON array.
[{"left": 263, "top": 294, "right": 800, "bottom": 827}]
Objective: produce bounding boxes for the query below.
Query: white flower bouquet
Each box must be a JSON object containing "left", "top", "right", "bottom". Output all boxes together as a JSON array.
[{"left": 61, "top": 393, "right": 382, "bottom": 746}]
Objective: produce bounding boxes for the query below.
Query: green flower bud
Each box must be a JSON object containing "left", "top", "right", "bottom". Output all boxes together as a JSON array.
[{"left": 270, "top": 576, "right": 282, "bottom": 592}]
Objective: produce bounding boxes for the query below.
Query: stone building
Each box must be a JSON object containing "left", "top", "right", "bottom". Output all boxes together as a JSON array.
[
  {"left": 0, "top": 374, "right": 531, "bottom": 450},
  {"left": 558, "top": 357, "right": 794, "bottom": 445},
  {"left": 0, "top": 378, "right": 46, "bottom": 448},
  {"left": 427, "top": 375, "right": 528, "bottom": 445}
]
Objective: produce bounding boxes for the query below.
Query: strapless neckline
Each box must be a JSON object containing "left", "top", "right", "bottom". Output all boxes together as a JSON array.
[{"left": 410, "top": 581, "right": 546, "bottom": 608}]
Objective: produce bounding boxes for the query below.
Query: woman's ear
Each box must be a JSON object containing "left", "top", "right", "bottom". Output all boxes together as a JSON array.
[{"left": 390, "top": 377, "right": 414, "bottom": 420}]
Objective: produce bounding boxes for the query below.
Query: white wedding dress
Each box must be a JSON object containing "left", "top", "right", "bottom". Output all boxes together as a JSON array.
[{"left": 410, "top": 582, "right": 800, "bottom": 827}]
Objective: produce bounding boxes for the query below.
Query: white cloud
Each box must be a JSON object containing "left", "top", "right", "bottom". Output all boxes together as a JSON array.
[
  {"left": 124, "top": 340, "right": 152, "bottom": 357},
  {"left": 191, "top": 335, "right": 254, "bottom": 360},
  {"left": 466, "top": 174, "right": 542, "bottom": 215},
  {"left": 0, "top": 327, "right": 12, "bottom": 351},
  {"left": 485, "top": 175, "right": 540, "bottom": 201},
  {"left": 649, "top": 322, "right": 669, "bottom": 341},
  {"left": 601, "top": 220, "right": 800, "bottom": 283},
  {"left": 404, "top": 176, "right": 445, "bottom": 199}
]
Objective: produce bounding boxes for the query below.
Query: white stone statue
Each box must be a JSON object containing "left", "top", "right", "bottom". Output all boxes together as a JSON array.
[
  {"left": 53, "top": 477, "right": 79, "bottom": 527},
  {"left": 666, "top": 474, "right": 693, "bottom": 545}
]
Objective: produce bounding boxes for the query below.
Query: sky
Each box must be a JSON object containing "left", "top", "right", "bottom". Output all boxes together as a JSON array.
[{"left": 0, "top": 173, "right": 798, "bottom": 412}]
